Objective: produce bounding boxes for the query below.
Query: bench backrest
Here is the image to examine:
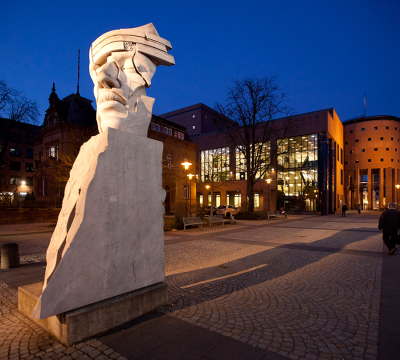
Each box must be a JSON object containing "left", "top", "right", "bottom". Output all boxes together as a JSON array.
[
  {"left": 267, "top": 211, "right": 276, "bottom": 215},
  {"left": 183, "top": 217, "right": 202, "bottom": 224},
  {"left": 209, "top": 215, "right": 223, "bottom": 222}
]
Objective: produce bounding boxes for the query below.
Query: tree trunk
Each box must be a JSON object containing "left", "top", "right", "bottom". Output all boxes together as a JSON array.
[
  {"left": 208, "top": 189, "right": 214, "bottom": 217},
  {"left": 247, "top": 179, "right": 254, "bottom": 212}
]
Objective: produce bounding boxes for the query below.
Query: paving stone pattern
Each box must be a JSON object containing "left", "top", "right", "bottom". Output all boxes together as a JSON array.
[{"left": 0, "top": 212, "right": 386, "bottom": 359}]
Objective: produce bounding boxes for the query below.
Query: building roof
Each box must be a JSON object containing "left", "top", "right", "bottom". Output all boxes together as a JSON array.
[{"left": 343, "top": 115, "right": 400, "bottom": 125}]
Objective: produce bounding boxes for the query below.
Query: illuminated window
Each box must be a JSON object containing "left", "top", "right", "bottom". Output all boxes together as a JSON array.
[
  {"left": 48, "top": 146, "right": 58, "bottom": 159},
  {"left": 234, "top": 193, "right": 241, "bottom": 208},
  {"left": 215, "top": 194, "right": 221, "bottom": 207},
  {"left": 201, "top": 147, "right": 230, "bottom": 182},
  {"left": 254, "top": 194, "right": 260, "bottom": 208},
  {"left": 10, "top": 176, "right": 20, "bottom": 185},
  {"left": 10, "top": 147, "right": 20, "bottom": 157},
  {"left": 199, "top": 195, "right": 203, "bottom": 207}
]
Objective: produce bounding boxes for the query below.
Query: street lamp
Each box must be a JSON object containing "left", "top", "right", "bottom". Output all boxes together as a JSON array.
[
  {"left": 265, "top": 179, "right": 272, "bottom": 211},
  {"left": 396, "top": 184, "right": 400, "bottom": 206},
  {"left": 187, "top": 174, "right": 194, "bottom": 217},
  {"left": 181, "top": 162, "right": 192, "bottom": 217}
]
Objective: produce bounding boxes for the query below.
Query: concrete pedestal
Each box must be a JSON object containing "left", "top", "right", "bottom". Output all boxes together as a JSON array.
[{"left": 18, "top": 281, "right": 168, "bottom": 346}]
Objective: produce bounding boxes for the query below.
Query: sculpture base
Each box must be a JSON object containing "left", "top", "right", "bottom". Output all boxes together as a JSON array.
[{"left": 18, "top": 282, "right": 168, "bottom": 346}]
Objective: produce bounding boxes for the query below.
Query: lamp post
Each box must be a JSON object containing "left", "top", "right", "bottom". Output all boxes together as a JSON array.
[
  {"left": 265, "top": 178, "right": 271, "bottom": 211},
  {"left": 187, "top": 174, "right": 194, "bottom": 217},
  {"left": 181, "top": 161, "right": 192, "bottom": 217},
  {"left": 205, "top": 184, "right": 212, "bottom": 216},
  {"left": 396, "top": 184, "right": 400, "bottom": 207}
]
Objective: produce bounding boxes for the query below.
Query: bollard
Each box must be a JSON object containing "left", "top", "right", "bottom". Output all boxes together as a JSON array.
[{"left": 1, "top": 243, "right": 20, "bottom": 269}]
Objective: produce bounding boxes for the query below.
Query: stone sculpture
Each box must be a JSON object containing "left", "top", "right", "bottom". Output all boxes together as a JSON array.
[
  {"left": 89, "top": 23, "right": 175, "bottom": 136},
  {"left": 30, "top": 24, "right": 174, "bottom": 320}
]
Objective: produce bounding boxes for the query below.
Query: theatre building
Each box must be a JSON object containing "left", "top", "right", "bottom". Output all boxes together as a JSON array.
[
  {"left": 162, "top": 105, "right": 345, "bottom": 215},
  {"left": 343, "top": 115, "right": 400, "bottom": 210}
]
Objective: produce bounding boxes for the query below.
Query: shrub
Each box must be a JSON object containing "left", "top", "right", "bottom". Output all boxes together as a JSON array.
[
  {"left": 196, "top": 205, "right": 206, "bottom": 219},
  {"left": 163, "top": 217, "right": 177, "bottom": 231},
  {"left": 173, "top": 200, "right": 187, "bottom": 229}
]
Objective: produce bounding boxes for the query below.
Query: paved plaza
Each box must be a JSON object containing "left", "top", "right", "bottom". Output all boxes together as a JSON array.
[{"left": 0, "top": 211, "right": 399, "bottom": 359}]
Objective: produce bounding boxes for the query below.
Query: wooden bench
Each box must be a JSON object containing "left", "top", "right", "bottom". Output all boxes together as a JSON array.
[
  {"left": 209, "top": 215, "right": 230, "bottom": 227},
  {"left": 183, "top": 217, "right": 207, "bottom": 232},
  {"left": 267, "top": 211, "right": 278, "bottom": 220}
]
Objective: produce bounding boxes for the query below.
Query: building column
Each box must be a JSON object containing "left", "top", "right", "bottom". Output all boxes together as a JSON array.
[
  {"left": 379, "top": 168, "right": 384, "bottom": 209},
  {"left": 355, "top": 169, "right": 360, "bottom": 209},
  {"left": 328, "top": 139, "right": 336, "bottom": 214},
  {"left": 319, "top": 132, "right": 329, "bottom": 215},
  {"left": 367, "top": 168, "right": 372, "bottom": 210},
  {"left": 221, "top": 189, "right": 227, "bottom": 206}
]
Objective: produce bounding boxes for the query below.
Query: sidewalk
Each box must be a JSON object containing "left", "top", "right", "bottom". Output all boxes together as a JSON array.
[{"left": 1, "top": 212, "right": 399, "bottom": 359}]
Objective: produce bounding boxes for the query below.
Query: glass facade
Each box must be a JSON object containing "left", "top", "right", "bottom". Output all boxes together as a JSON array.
[
  {"left": 277, "top": 134, "right": 319, "bottom": 211},
  {"left": 201, "top": 147, "right": 230, "bottom": 182},
  {"left": 235, "top": 143, "right": 270, "bottom": 180}
]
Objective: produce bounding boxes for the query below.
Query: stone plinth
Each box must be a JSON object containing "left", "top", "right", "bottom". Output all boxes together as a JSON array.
[{"left": 19, "top": 282, "right": 168, "bottom": 346}]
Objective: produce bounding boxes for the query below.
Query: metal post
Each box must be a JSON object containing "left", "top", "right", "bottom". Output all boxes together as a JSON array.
[{"left": 189, "top": 177, "right": 192, "bottom": 217}]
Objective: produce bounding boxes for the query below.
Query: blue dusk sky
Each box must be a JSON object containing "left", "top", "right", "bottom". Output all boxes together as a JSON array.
[{"left": 1, "top": 0, "right": 399, "bottom": 124}]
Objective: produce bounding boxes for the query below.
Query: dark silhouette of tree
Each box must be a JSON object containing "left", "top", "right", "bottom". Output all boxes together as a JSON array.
[
  {"left": 0, "top": 80, "right": 39, "bottom": 166},
  {"left": 215, "top": 75, "right": 295, "bottom": 212}
]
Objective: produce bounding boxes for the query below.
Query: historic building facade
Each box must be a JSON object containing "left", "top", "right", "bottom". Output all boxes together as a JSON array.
[
  {"left": 0, "top": 118, "right": 39, "bottom": 205},
  {"left": 31, "top": 86, "right": 196, "bottom": 211}
]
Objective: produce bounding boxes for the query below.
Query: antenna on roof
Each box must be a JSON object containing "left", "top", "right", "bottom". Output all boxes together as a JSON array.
[
  {"left": 77, "top": 49, "right": 80, "bottom": 96},
  {"left": 364, "top": 94, "right": 366, "bottom": 117}
]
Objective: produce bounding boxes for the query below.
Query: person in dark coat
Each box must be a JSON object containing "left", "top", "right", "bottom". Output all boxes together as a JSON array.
[
  {"left": 342, "top": 204, "right": 347, "bottom": 217},
  {"left": 378, "top": 202, "right": 400, "bottom": 255}
]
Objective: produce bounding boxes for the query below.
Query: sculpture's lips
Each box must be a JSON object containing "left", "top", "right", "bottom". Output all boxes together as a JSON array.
[{"left": 98, "top": 90, "right": 127, "bottom": 106}]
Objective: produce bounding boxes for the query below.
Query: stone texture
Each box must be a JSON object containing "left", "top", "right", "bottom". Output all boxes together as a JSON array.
[
  {"left": 19, "top": 281, "right": 167, "bottom": 346},
  {"left": 31, "top": 128, "right": 165, "bottom": 319}
]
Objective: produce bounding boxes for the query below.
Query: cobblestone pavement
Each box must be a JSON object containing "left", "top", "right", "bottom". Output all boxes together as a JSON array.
[{"left": 0, "top": 212, "right": 385, "bottom": 359}]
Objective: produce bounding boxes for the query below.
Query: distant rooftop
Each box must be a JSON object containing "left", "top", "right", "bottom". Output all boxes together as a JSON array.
[{"left": 343, "top": 115, "right": 400, "bottom": 125}]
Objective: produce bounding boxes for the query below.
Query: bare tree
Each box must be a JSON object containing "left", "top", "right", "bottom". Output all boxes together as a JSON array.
[
  {"left": 215, "top": 75, "right": 295, "bottom": 212},
  {"left": 0, "top": 80, "right": 40, "bottom": 166}
]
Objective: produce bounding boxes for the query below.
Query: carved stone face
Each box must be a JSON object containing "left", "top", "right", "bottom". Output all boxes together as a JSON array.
[{"left": 90, "top": 50, "right": 157, "bottom": 133}]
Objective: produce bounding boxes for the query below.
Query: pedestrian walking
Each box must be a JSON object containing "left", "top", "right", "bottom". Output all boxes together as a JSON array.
[
  {"left": 357, "top": 204, "right": 361, "bottom": 214},
  {"left": 378, "top": 202, "right": 400, "bottom": 255},
  {"left": 342, "top": 204, "right": 347, "bottom": 217}
]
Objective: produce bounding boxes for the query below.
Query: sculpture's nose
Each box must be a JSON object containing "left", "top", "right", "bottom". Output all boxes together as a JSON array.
[{"left": 96, "top": 61, "right": 119, "bottom": 89}]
